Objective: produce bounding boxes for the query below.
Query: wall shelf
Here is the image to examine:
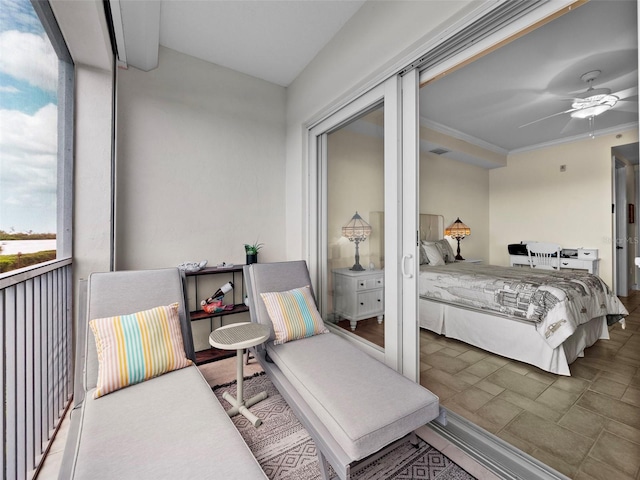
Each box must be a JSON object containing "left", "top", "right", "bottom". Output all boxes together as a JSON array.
[{"left": 186, "top": 264, "right": 249, "bottom": 365}]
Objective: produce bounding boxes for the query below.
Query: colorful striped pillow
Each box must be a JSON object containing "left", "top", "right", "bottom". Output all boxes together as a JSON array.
[
  {"left": 260, "top": 286, "right": 328, "bottom": 345},
  {"left": 89, "top": 303, "right": 192, "bottom": 398}
]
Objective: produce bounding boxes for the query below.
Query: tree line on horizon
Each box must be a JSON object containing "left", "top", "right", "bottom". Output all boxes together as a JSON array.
[{"left": 0, "top": 230, "right": 56, "bottom": 240}]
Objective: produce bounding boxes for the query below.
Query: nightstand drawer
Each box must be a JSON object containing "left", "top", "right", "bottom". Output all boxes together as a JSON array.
[
  {"left": 356, "top": 291, "right": 384, "bottom": 316},
  {"left": 356, "top": 275, "right": 384, "bottom": 291}
]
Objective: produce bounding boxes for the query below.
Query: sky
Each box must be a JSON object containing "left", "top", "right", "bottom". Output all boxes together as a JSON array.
[{"left": 0, "top": 0, "right": 58, "bottom": 234}]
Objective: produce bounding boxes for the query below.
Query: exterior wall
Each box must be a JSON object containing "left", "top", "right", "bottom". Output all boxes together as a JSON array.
[
  {"left": 74, "top": 66, "right": 114, "bottom": 280},
  {"left": 489, "top": 129, "right": 639, "bottom": 288},
  {"left": 115, "top": 46, "right": 287, "bottom": 271},
  {"left": 115, "top": 47, "right": 287, "bottom": 350},
  {"left": 50, "top": 0, "right": 114, "bottom": 299}
]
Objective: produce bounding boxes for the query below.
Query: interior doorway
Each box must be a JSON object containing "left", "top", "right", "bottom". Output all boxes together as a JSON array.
[{"left": 612, "top": 141, "right": 640, "bottom": 296}]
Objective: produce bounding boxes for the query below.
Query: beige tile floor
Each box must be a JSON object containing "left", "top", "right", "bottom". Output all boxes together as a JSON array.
[
  {"left": 420, "top": 291, "right": 640, "bottom": 480},
  {"left": 36, "top": 353, "right": 497, "bottom": 480}
]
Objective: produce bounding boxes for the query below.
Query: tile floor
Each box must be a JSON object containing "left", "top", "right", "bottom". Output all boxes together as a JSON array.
[{"left": 419, "top": 291, "right": 640, "bottom": 480}]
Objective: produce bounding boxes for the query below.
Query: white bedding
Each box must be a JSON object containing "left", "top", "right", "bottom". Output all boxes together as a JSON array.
[
  {"left": 418, "top": 262, "right": 627, "bottom": 375},
  {"left": 419, "top": 298, "right": 608, "bottom": 375}
]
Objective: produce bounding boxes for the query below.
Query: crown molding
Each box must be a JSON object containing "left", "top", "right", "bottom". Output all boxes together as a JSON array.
[
  {"left": 419, "top": 117, "right": 509, "bottom": 156},
  {"left": 510, "top": 122, "right": 639, "bottom": 154}
]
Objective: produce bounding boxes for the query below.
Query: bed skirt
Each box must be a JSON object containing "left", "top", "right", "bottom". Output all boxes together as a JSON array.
[{"left": 419, "top": 298, "right": 609, "bottom": 376}]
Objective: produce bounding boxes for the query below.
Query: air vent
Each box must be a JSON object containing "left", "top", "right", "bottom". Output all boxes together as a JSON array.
[{"left": 429, "top": 148, "right": 450, "bottom": 155}]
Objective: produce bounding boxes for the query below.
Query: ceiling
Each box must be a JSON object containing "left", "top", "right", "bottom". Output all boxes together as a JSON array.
[
  {"left": 420, "top": 0, "right": 639, "bottom": 159},
  {"left": 111, "top": 0, "right": 638, "bottom": 163},
  {"left": 111, "top": 0, "right": 364, "bottom": 86}
]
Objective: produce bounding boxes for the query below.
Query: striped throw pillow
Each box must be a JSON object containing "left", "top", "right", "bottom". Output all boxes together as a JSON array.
[
  {"left": 260, "top": 286, "right": 328, "bottom": 345},
  {"left": 90, "top": 303, "right": 192, "bottom": 398}
]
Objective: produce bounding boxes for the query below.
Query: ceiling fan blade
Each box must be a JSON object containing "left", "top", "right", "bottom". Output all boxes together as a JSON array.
[
  {"left": 610, "top": 102, "right": 638, "bottom": 113},
  {"left": 519, "top": 108, "right": 577, "bottom": 128},
  {"left": 612, "top": 86, "right": 638, "bottom": 99}
]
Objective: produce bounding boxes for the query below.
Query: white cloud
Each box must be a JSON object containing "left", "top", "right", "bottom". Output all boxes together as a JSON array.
[
  {"left": 0, "top": 85, "right": 19, "bottom": 93},
  {"left": 0, "top": 0, "right": 43, "bottom": 35},
  {"left": 0, "top": 104, "right": 57, "bottom": 231},
  {"left": 0, "top": 30, "right": 57, "bottom": 91}
]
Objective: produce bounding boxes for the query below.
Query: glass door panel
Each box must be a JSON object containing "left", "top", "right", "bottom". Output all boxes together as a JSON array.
[
  {"left": 309, "top": 76, "right": 407, "bottom": 369},
  {"left": 326, "top": 105, "right": 386, "bottom": 349}
]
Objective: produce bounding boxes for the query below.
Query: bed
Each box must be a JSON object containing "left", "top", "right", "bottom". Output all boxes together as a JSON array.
[{"left": 418, "top": 214, "right": 628, "bottom": 376}]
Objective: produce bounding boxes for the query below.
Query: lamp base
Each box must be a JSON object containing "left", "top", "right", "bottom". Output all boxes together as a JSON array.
[
  {"left": 454, "top": 237, "right": 465, "bottom": 261},
  {"left": 350, "top": 263, "right": 365, "bottom": 271}
]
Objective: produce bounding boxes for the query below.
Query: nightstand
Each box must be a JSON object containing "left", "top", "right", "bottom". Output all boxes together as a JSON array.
[{"left": 332, "top": 268, "right": 384, "bottom": 331}]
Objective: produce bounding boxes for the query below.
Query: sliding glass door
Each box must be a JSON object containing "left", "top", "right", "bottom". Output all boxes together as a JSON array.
[{"left": 309, "top": 74, "right": 420, "bottom": 374}]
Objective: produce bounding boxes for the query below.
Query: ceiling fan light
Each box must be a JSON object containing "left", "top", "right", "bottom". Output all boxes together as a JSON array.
[
  {"left": 570, "top": 94, "right": 618, "bottom": 119},
  {"left": 571, "top": 104, "right": 610, "bottom": 119}
]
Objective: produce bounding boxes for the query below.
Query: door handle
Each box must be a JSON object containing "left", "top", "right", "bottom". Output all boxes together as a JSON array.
[
  {"left": 616, "top": 246, "right": 623, "bottom": 250},
  {"left": 401, "top": 254, "right": 413, "bottom": 278}
]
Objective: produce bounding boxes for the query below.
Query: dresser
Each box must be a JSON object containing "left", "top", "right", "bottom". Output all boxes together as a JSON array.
[
  {"left": 509, "top": 252, "right": 599, "bottom": 275},
  {"left": 332, "top": 268, "right": 384, "bottom": 331}
]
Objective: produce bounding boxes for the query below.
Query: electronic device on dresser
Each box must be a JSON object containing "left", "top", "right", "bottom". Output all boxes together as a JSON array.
[{"left": 508, "top": 242, "right": 599, "bottom": 275}]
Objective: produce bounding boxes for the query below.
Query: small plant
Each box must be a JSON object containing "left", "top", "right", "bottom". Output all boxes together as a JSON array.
[{"left": 244, "top": 241, "right": 264, "bottom": 255}]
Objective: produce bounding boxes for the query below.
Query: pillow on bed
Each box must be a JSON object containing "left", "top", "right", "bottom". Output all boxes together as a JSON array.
[
  {"left": 89, "top": 303, "right": 192, "bottom": 399},
  {"left": 436, "top": 239, "right": 456, "bottom": 263},
  {"left": 420, "top": 244, "right": 429, "bottom": 265},
  {"left": 260, "top": 286, "right": 329, "bottom": 345},
  {"left": 422, "top": 241, "right": 445, "bottom": 266}
]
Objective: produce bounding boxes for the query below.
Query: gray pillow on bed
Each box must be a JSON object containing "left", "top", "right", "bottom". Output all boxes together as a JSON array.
[
  {"left": 422, "top": 242, "right": 445, "bottom": 266},
  {"left": 436, "top": 239, "right": 456, "bottom": 263},
  {"left": 420, "top": 244, "right": 429, "bottom": 265}
]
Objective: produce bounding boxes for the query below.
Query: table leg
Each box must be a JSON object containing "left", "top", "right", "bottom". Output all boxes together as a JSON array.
[{"left": 222, "top": 348, "right": 268, "bottom": 427}]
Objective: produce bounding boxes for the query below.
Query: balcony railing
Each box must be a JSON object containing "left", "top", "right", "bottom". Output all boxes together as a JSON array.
[{"left": 1, "top": 258, "right": 73, "bottom": 479}]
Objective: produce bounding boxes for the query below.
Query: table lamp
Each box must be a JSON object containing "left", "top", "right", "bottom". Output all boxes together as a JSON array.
[
  {"left": 445, "top": 217, "right": 471, "bottom": 260},
  {"left": 342, "top": 211, "right": 372, "bottom": 271}
]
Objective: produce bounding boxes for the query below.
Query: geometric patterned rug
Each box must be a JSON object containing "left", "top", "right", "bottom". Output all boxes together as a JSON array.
[{"left": 213, "top": 373, "right": 476, "bottom": 480}]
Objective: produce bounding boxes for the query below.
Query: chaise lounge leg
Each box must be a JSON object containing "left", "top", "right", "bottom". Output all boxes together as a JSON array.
[
  {"left": 317, "top": 449, "right": 335, "bottom": 480},
  {"left": 409, "top": 432, "right": 419, "bottom": 448}
]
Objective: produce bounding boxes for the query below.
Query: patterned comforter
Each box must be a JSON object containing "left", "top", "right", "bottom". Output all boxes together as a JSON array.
[{"left": 419, "top": 262, "right": 628, "bottom": 349}]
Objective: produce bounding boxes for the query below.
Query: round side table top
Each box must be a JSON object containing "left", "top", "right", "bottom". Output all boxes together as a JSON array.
[{"left": 209, "top": 322, "right": 270, "bottom": 350}]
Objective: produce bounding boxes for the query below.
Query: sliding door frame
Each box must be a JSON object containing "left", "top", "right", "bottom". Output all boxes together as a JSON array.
[
  {"left": 308, "top": 76, "right": 407, "bottom": 369},
  {"left": 305, "top": 1, "right": 590, "bottom": 478}
]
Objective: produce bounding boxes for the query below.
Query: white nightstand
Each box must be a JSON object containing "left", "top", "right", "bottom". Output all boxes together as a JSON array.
[{"left": 332, "top": 268, "right": 384, "bottom": 331}]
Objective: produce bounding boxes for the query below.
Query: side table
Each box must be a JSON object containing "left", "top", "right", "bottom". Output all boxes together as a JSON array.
[
  {"left": 332, "top": 268, "right": 384, "bottom": 331},
  {"left": 209, "top": 322, "right": 271, "bottom": 427}
]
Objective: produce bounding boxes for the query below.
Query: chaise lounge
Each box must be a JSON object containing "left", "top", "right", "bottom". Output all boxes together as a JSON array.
[
  {"left": 244, "top": 260, "right": 442, "bottom": 480},
  {"left": 59, "top": 268, "right": 266, "bottom": 479}
]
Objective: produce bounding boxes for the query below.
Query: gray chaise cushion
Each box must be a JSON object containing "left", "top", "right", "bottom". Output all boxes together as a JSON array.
[
  {"left": 267, "top": 333, "right": 440, "bottom": 461},
  {"left": 62, "top": 268, "right": 266, "bottom": 479},
  {"left": 71, "top": 366, "right": 266, "bottom": 479}
]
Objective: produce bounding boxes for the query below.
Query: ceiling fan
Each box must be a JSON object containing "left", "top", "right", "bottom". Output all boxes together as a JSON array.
[{"left": 519, "top": 70, "right": 629, "bottom": 131}]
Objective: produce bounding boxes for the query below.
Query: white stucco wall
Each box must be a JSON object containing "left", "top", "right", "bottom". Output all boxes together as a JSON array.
[{"left": 115, "top": 46, "right": 287, "bottom": 271}]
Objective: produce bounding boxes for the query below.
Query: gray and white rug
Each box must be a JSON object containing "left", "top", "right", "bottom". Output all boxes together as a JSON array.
[{"left": 213, "top": 373, "right": 476, "bottom": 480}]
